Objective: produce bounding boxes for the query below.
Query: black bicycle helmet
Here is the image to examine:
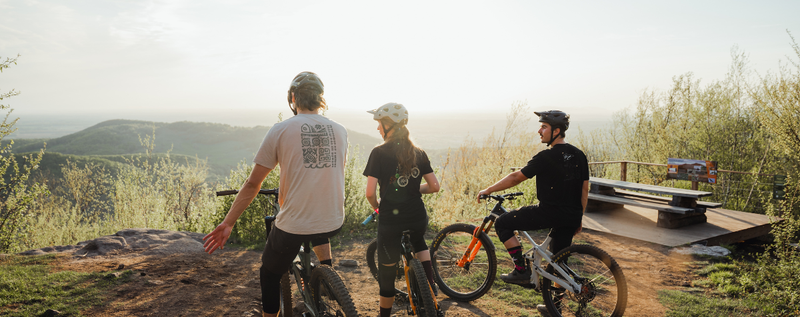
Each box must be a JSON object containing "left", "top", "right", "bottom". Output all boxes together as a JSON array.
[
  {"left": 287, "top": 71, "right": 324, "bottom": 115},
  {"left": 534, "top": 110, "right": 570, "bottom": 146}
]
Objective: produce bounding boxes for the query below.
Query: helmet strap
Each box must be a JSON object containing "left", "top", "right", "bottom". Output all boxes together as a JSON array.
[{"left": 288, "top": 91, "right": 298, "bottom": 115}]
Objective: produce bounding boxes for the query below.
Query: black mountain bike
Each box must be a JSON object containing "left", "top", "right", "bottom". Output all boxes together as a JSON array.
[{"left": 216, "top": 188, "right": 359, "bottom": 317}]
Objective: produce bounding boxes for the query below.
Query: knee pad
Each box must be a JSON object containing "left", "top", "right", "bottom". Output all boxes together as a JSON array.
[{"left": 378, "top": 263, "right": 399, "bottom": 298}]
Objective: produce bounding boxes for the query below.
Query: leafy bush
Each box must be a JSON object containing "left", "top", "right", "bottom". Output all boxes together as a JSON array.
[{"left": 0, "top": 56, "right": 48, "bottom": 253}]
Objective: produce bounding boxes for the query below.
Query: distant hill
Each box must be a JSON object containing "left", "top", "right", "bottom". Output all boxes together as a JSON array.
[{"left": 9, "top": 119, "right": 382, "bottom": 181}]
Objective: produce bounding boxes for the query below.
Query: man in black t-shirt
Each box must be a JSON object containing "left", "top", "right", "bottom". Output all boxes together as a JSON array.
[{"left": 477, "top": 110, "right": 589, "bottom": 292}]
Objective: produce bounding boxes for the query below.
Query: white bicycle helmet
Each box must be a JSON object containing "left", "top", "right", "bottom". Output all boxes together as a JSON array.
[{"left": 367, "top": 103, "right": 409, "bottom": 123}]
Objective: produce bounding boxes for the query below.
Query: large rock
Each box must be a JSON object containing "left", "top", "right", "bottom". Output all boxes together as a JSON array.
[
  {"left": 19, "top": 228, "right": 209, "bottom": 257},
  {"left": 75, "top": 235, "right": 127, "bottom": 256}
]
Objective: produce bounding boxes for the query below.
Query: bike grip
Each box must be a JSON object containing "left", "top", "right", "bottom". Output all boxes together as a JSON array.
[
  {"left": 479, "top": 194, "right": 488, "bottom": 199},
  {"left": 361, "top": 213, "right": 376, "bottom": 225},
  {"left": 216, "top": 190, "right": 239, "bottom": 196}
]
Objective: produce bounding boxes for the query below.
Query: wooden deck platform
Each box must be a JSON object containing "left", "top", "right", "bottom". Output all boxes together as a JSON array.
[{"left": 581, "top": 204, "right": 777, "bottom": 247}]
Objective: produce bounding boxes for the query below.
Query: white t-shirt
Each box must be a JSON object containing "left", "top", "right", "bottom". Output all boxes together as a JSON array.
[{"left": 253, "top": 114, "right": 348, "bottom": 235}]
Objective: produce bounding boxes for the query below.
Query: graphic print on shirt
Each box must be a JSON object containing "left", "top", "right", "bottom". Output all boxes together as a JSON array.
[
  {"left": 301, "top": 123, "right": 338, "bottom": 169},
  {"left": 395, "top": 167, "right": 420, "bottom": 188},
  {"left": 561, "top": 151, "right": 578, "bottom": 181}
]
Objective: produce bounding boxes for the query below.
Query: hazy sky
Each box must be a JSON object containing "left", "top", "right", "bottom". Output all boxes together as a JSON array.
[{"left": 2, "top": 0, "right": 800, "bottom": 129}]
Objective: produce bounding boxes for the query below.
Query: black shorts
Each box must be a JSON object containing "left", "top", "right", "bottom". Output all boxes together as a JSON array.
[
  {"left": 377, "top": 217, "right": 429, "bottom": 264},
  {"left": 261, "top": 225, "right": 342, "bottom": 275},
  {"left": 494, "top": 204, "right": 582, "bottom": 254}
]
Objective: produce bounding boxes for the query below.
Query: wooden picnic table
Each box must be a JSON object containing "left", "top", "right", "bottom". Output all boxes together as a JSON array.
[{"left": 587, "top": 177, "right": 722, "bottom": 229}]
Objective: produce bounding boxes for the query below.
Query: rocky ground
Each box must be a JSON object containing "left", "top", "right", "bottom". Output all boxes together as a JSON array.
[{"left": 17, "top": 227, "right": 710, "bottom": 316}]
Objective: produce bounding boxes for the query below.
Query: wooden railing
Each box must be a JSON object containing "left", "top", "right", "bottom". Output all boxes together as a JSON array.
[{"left": 588, "top": 160, "right": 778, "bottom": 190}]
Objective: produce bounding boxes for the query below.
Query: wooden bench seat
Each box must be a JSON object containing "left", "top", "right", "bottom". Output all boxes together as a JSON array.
[
  {"left": 615, "top": 189, "right": 723, "bottom": 209},
  {"left": 588, "top": 177, "right": 716, "bottom": 228},
  {"left": 587, "top": 193, "right": 696, "bottom": 214},
  {"left": 587, "top": 192, "right": 709, "bottom": 229}
]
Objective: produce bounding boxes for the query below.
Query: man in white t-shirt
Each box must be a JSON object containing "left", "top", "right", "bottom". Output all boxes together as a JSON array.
[{"left": 203, "top": 71, "right": 348, "bottom": 317}]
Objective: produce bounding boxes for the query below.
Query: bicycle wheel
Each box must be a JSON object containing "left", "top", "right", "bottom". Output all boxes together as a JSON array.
[
  {"left": 541, "top": 244, "right": 627, "bottom": 317},
  {"left": 310, "top": 265, "right": 359, "bottom": 317},
  {"left": 429, "top": 223, "right": 497, "bottom": 301},
  {"left": 279, "top": 272, "right": 292, "bottom": 317},
  {"left": 408, "top": 258, "right": 438, "bottom": 317}
]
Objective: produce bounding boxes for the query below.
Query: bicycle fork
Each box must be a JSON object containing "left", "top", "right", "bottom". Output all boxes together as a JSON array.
[{"left": 456, "top": 217, "right": 496, "bottom": 268}]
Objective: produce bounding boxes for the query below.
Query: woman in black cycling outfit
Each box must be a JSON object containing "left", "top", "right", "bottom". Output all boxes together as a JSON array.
[{"left": 363, "top": 103, "right": 440, "bottom": 317}]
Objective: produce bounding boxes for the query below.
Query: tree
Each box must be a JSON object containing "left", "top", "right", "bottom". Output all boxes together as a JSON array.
[{"left": 0, "top": 55, "right": 48, "bottom": 253}]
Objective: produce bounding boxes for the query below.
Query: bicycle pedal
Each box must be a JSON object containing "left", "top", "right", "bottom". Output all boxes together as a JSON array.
[{"left": 395, "top": 292, "right": 409, "bottom": 304}]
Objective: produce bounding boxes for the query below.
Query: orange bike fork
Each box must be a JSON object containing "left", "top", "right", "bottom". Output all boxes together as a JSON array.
[
  {"left": 456, "top": 221, "right": 494, "bottom": 267},
  {"left": 403, "top": 263, "right": 418, "bottom": 312}
]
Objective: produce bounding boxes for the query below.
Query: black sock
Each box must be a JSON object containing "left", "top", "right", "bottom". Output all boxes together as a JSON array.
[
  {"left": 380, "top": 306, "right": 392, "bottom": 317},
  {"left": 320, "top": 259, "right": 333, "bottom": 266},
  {"left": 507, "top": 246, "right": 526, "bottom": 272}
]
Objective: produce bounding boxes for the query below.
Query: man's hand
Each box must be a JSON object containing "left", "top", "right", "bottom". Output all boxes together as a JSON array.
[
  {"left": 477, "top": 189, "right": 492, "bottom": 203},
  {"left": 575, "top": 220, "right": 583, "bottom": 235},
  {"left": 203, "top": 223, "right": 233, "bottom": 255}
]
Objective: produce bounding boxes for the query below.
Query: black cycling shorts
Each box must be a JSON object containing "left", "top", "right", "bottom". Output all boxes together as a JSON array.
[
  {"left": 261, "top": 225, "right": 342, "bottom": 275},
  {"left": 376, "top": 217, "right": 429, "bottom": 265},
  {"left": 494, "top": 204, "right": 582, "bottom": 254}
]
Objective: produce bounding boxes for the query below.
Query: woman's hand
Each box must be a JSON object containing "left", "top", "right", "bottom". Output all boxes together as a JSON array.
[{"left": 203, "top": 222, "right": 233, "bottom": 254}]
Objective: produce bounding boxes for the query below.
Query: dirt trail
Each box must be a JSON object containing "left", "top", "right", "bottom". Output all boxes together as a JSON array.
[{"left": 48, "top": 229, "right": 696, "bottom": 316}]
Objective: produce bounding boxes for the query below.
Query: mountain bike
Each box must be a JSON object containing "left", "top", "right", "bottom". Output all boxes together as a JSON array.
[
  {"left": 216, "top": 189, "right": 359, "bottom": 317},
  {"left": 362, "top": 212, "right": 443, "bottom": 317},
  {"left": 429, "top": 192, "right": 627, "bottom": 317}
]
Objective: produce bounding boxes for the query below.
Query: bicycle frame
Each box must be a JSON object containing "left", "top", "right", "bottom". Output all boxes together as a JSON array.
[{"left": 458, "top": 195, "right": 583, "bottom": 294}]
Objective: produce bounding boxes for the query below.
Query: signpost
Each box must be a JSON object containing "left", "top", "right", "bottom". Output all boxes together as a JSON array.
[{"left": 667, "top": 158, "right": 718, "bottom": 189}]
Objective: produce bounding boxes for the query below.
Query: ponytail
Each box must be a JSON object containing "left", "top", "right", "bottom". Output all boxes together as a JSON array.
[{"left": 379, "top": 117, "right": 419, "bottom": 177}]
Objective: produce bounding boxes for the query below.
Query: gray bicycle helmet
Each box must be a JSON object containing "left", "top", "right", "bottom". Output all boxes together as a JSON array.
[
  {"left": 287, "top": 71, "right": 324, "bottom": 115},
  {"left": 534, "top": 110, "right": 570, "bottom": 146}
]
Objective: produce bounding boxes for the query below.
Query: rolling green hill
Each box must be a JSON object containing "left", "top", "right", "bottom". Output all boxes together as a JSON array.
[{"left": 9, "top": 119, "right": 382, "bottom": 181}]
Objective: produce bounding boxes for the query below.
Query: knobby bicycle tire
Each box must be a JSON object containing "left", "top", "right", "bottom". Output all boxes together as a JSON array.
[
  {"left": 310, "top": 265, "right": 359, "bottom": 317},
  {"left": 429, "top": 223, "right": 497, "bottom": 301},
  {"left": 408, "top": 258, "right": 438, "bottom": 317},
  {"left": 541, "top": 244, "right": 627, "bottom": 317},
  {"left": 365, "top": 238, "right": 405, "bottom": 294},
  {"left": 279, "top": 272, "right": 292, "bottom": 317}
]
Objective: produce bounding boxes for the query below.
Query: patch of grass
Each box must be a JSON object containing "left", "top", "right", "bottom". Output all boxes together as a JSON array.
[
  {"left": 658, "top": 289, "right": 761, "bottom": 317},
  {"left": 0, "top": 254, "right": 133, "bottom": 317}
]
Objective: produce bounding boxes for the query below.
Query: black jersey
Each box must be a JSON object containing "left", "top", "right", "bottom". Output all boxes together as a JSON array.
[
  {"left": 363, "top": 143, "right": 434, "bottom": 223},
  {"left": 519, "top": 143, "right": 589, "bottom": 214}
]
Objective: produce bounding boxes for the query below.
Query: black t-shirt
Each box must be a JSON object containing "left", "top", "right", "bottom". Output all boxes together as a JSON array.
[
  {"left": 363, "top": 143, "right": 434, "bottom": 223},
  {"left": 519, "top": 143, "right": 589, "bottom": 214}
]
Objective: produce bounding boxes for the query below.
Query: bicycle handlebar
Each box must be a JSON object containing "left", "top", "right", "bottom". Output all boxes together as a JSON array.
[
  {"left": 480, "top": 192, "right": 524, "bottom": 201},
  {"left": 215, "top": 188, "right": 279, "bottom": 197}
]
